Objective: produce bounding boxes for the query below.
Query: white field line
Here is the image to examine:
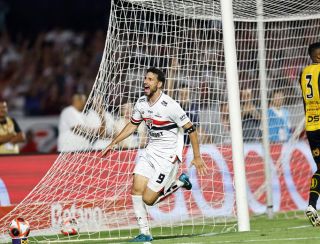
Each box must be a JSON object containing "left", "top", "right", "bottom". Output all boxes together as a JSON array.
[
  {"left": 287, "top": 225, "right": 311, "bottom": 229},
  {"left": 37, "top": 237, "right": 128, "bottom": 243},
  {"left": 36, "top": 235, "right": 320, "bottom": 243},
  {"left": 204, "top": 236, "right": 320, "bottom": 243}
]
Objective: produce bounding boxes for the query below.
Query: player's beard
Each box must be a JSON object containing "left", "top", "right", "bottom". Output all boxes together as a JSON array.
[{"left": 145, "top": 85, "right": 158, "bottom": 98}]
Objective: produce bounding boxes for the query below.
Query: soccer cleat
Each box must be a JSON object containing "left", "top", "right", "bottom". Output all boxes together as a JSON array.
[
  {"left": 305, "top": 205, "right": 320, "bottom": 227},
  {"left": 179, "top": 173, "right": 192, "bottom": 190},
  {"left": 129, "top": 233, "right": 153, "bottom": 242}
]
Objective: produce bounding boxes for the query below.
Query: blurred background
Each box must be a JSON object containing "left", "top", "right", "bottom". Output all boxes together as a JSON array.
[
  {"left": 0, "top": 0, "right": 110, "bottom": 153},
  {"left": 0, "top": 0, "right": 316, "bottom": 228}
]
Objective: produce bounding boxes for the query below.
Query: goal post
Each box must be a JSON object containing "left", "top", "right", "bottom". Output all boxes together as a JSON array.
[
  {"left": 256, "top": 0, "right": 273, "bottom": 219},
  {"left": 1, "top": 0, "right": 320, "bottom": 242},
  {"left": 220, "top": 0, "right": 250, "bottom": 232}
]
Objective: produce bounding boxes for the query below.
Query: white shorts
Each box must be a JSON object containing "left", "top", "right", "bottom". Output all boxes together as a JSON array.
[{"left": 133, "top": 151, "right": 179, "bottom": 193}]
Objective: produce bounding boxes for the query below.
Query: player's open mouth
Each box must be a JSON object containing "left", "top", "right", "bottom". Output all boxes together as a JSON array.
[{"left": 144, "top": 86, "right": 150, "bottom": 93}]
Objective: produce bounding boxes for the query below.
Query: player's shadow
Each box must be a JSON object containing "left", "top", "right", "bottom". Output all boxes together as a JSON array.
[
  {"left": 153, "top": 233, "right": 197, "bottom": 240},
  {"left": 119, "top": 234, "right": 198, "bottom": 243}
]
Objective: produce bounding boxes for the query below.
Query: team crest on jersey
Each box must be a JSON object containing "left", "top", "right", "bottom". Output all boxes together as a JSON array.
[
  {"left": 139, "top": 97, "right": 146, "bottom": 102},
  {"left": 145, "top": 119, "right": 153, "bottom": 129}
]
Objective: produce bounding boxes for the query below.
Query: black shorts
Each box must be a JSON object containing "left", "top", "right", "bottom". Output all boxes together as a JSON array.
[{"left": 306, "top": 130, "right": 320, "bottom": 164}]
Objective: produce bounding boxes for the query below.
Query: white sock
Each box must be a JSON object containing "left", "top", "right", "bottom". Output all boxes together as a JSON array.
[
  {"left": 132, "top": 195, "right": 150, "bottom": 235},
  {"left": 153, "top": 179, "right": 184, "bottom": 205}
]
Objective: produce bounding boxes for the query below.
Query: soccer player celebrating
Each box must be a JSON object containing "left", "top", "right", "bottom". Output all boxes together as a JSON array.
[
  {"left": 301, "top": 42, "right": 320, "bottom": 226},
  {"left": 102, "top": 67, "right": 207, "bottom": 242}
]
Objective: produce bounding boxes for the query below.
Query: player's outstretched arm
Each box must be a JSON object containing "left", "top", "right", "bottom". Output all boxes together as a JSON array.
[
  {"left": 183, "top": 122, "right": 208, "bottom": 176},
  {"left": 101, "top": 122, "right": 138, "bottom": 156},
  {"left": 0, "top": 133, "right": 16, "bottom": 144},
  {"left": 10, "top": 132, "right": 26, "bottom": 144}
]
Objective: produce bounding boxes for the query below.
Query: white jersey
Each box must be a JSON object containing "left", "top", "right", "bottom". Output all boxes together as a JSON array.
[
  {"left": 58, "top": 105, "right": 90, "bottom": 152},
  {"left": 131, "top": 92, "right": 190, "bottom": 162}
]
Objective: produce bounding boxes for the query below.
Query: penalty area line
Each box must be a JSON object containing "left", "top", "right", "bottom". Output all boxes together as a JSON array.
[
  {"left": 37, "top": 237, "right": 129, "bottom": 243},
  {"left": 287, "top": 225, "right": 311, "bottom": 229},
  {"left": 206, "top": 236, "right": 320, "bottom": 243}
]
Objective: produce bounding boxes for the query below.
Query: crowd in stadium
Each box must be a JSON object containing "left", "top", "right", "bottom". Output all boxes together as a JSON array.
[
  {"left": 0, "top": 0, "right": 310, "bottom": 154},
  {"left": 0, "top": 29, "right": 105, "bottom": 117}
]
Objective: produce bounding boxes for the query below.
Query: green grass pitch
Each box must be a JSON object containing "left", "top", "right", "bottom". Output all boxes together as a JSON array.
[{"left": 15, "top": 213, "right": 320, "bottom": 243}]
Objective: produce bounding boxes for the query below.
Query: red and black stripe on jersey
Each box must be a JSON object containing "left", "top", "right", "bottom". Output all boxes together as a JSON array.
[
  {"left": 143, "top": 118, "right": 178, "bottom": 130},
  {"left": 131, "top": 117, "right": 143, "bottom": 125}
]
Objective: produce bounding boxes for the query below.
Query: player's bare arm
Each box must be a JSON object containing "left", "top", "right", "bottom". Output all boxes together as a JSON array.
[
  {"left": 183, "top": 121, "right": 208, "bottom": 175},
  {"left": 10, "top": 132, "right": 26, "bottom": 144},
  {"left": 101, "top": 122, "right": 138, "bottom": 156},
  {"left": 0, "top": 133, "right": 16, "bottom": 144}
]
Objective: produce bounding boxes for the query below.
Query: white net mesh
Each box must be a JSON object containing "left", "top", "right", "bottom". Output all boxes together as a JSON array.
[{"left": 0, "top": 0, "right": 320, "bottom": 242}]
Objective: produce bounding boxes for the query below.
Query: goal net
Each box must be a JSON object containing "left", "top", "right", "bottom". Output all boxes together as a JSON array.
[{"left": 1, "top": 0, "right": 320, "bottom": 242}]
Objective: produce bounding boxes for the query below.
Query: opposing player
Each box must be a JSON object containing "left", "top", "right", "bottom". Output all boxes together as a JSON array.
[
  {"left": 101, "top": 67, "right": 207, "bottom": 242},
  {"left": 300, "top": 42, "right": 320, "bottom": 226}
]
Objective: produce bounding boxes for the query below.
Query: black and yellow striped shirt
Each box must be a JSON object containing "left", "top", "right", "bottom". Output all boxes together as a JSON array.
[{"left": 300, "top": 63, "right": 320, "bottom": 131}]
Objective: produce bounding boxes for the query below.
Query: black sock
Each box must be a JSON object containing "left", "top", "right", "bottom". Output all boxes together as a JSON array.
[{"left": 309, "top": 170, "right": 320, "bottom": 209}]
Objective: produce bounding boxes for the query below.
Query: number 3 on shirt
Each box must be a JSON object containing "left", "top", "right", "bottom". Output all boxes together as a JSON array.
[
  {"left": 306, "top": 74, "right": 313, "bottom": 99},
  {"left": 156, "top": 173, "right": 165, "bottom": 184}
]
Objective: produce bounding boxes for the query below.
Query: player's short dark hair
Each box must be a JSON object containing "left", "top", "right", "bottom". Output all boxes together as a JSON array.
[
  {"left": 146, "top": 67, "right": 166, "bottom": 86},
  {"left": 308, "top": 42, "right": 320, "bottom": 56}
]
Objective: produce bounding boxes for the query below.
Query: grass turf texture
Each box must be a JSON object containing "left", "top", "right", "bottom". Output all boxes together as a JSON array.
[{"left": 10, "top": 213, "right": 320, "bottom": 243}]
